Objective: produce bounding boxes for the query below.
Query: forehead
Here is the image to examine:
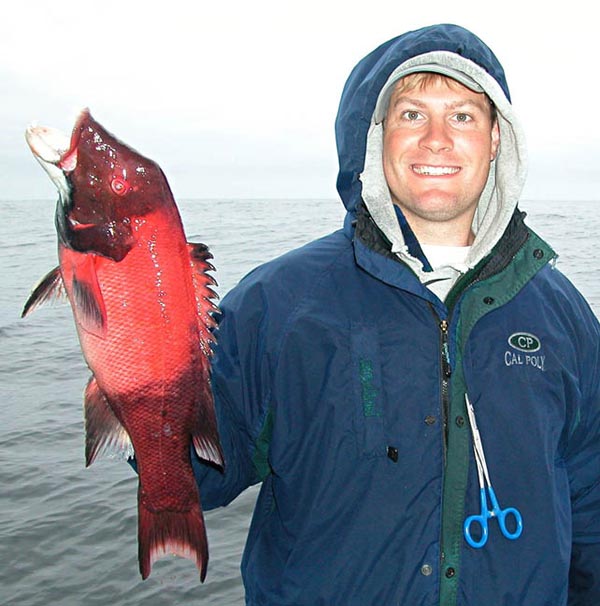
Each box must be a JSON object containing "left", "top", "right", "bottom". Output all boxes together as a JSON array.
[
  {"left": 392, "top": 72, "right": 469, "bottom": 94},
  {"left": 387, "top": 73, "right": 492, "bottom": 114}
]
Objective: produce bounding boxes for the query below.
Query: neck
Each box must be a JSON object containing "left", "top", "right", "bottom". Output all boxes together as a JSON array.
[{"left": 397, "top": 208, "right": 475, "bottom": 246}]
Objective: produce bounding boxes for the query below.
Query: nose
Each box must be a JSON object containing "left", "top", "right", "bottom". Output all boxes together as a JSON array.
[{"left": 419, "top": 118, "right": 453, "bottom": 153}]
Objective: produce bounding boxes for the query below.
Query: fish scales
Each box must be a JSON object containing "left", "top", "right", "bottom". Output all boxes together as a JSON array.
[{"left": 22, "top": 109, "right": 224, "bottom": 582}]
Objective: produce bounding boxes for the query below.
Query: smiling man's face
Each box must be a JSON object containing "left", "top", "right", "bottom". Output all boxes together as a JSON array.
[{"left": 382, "top": 74, "right": 500, "bottom": 245}]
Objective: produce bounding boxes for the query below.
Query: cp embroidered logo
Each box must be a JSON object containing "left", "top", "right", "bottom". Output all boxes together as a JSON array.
[
  {"left": 508, "top": 332, "right": 541, "bottom": 352},
  {"left": 505, "top": 332, "right": 545, "bottom": 371}
]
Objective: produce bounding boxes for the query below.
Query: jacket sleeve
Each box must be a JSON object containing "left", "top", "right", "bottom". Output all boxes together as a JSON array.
[
  {"left": 567, "top": 311, "right": 600, "bottom": 605},
  {"left": 191, "top": 272, "right": 274, "bottom": 510}
]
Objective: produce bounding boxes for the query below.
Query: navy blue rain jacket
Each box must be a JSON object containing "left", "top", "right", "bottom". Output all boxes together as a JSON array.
[{"left": 194, "top": 24, "right": 600, "bottom": 606}]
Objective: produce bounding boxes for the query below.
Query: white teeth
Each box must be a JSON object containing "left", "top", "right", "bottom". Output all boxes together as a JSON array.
[{"left": 413, "top": 165, "right": 460, "bottom": 176}]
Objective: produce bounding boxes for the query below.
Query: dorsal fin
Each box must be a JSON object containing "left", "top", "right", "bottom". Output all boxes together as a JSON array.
[
  {"left": 22, "top": 266, "right": 65, "bottom": 317},
  {"left": 187, "top": 243, "right": 220, "bottom": 356}
]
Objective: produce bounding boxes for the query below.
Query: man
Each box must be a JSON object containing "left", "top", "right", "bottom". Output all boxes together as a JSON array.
[{"left": 193, "top": 24, "right": 600, "bottom": 605}]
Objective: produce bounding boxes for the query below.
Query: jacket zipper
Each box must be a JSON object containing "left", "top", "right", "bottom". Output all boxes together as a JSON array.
[
  {"left": 427, "top": 303, "right": 453, "bottom": 459},
  {"left": 435, "top": 233, "right": 533, "bottom": 451},
  {"left": 428, "top": 232, "right": 535, "bottom": 594},
  {"left": 439, "top": 317, "right": 452, "bottom": 461},
  {"left": 434, "top": 312, "right": 452, "bottom": 577}
]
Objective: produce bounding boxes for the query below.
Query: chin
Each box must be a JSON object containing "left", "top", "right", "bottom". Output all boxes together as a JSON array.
[{"left": 400, "top": 193, "right": 477, "bottom": 223}]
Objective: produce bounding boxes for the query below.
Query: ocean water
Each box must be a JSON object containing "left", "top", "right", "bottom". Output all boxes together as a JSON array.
[{"left": 1, "top": 197, "right": 598, "bottom": 606}]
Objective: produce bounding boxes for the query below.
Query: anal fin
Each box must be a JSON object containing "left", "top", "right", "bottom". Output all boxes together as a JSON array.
[{"left": 84, "top": 377, "right": 134, "bottom": 466}]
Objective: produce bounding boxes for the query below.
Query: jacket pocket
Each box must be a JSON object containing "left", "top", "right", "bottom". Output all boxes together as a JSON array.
[{"left": 350, "top": 322, "right": 387, "bottom": 458}]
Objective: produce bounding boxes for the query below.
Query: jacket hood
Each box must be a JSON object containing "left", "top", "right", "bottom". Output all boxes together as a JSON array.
[{"left": 335, "top": 24, "right": 527, "bottom": 279}]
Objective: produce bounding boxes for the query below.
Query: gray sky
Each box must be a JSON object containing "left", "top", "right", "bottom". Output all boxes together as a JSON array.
[{"left": 2, "top": 0, "right": 599, "bottom": 201}]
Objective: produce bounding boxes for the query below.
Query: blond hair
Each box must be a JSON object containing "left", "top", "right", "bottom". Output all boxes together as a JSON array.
[{"left": 392, "top": 72, "right": 497, "bottom": 123}]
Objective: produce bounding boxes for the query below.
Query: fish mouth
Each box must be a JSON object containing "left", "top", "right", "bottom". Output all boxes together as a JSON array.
[
  {"left": 25, "top": 109, "right": 90, "bottom": 197},
  {"left": 25, "top": 123, "right": 70, "bottom": 165},
  {"left": 411, "top": 164, "right": 461, "bottom": 176},
  {"left": 25, "top": 109, "right": 90, "bottom": 170}
]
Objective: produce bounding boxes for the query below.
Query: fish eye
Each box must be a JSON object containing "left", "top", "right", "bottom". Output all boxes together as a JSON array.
[{"left": 110, "top": 177, "right": 130, "bottom": 196}]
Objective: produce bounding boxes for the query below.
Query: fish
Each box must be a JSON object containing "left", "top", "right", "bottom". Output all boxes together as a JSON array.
[{"left": 23, "top": 109, "right": 224, "bottom": 581}]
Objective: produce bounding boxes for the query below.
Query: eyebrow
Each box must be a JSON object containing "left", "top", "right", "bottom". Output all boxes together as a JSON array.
[{"left": 390, "top": 96, "right": 489, "bottom": 112}]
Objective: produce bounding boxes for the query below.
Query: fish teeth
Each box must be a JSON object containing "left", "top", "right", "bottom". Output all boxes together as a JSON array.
[{"left": 413, "top": 165, "right": 460, "bottom": 176}]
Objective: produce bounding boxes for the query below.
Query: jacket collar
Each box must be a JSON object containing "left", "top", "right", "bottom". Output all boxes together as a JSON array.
[{"left": 350, "top": 202, "right": 532, "bottom": 309}]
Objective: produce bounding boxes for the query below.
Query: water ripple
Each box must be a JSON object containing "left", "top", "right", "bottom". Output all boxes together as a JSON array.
[{"left": 1, "top": 198, "right": 597, "bottom": 605}]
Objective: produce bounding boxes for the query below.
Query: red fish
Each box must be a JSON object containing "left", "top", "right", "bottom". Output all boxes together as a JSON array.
[{"left": 23, "top": 109, "right": 224, "bottom": 581}]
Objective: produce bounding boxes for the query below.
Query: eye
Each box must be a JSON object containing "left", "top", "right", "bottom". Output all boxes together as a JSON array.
[
  {"left": 110, "top": 177, "right": 130, "bottom": 196},
  {"left": 454, "top": 113, "right": 472, "bottom": 123},
  {"left": 402, "top": 110, "right": 423, "bottom": 121}
]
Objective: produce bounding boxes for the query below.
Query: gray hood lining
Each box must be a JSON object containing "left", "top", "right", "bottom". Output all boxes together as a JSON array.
[{"left": 359, "top": 51, "right": 527, "bottom": 282}]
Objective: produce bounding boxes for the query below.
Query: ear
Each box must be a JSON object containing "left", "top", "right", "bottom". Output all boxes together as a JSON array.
[{"left": 490, "top": 120, "right": 500, "bottom": 161}]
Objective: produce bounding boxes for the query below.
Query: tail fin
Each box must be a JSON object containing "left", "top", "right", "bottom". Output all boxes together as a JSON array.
[{"left": 138, "top": 498, "right": 208, "bottom": 581}]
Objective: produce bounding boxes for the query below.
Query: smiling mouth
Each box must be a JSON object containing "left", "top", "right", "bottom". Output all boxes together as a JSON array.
[{"left": 412, "top": 165, "right": 461, "bottom": 176}]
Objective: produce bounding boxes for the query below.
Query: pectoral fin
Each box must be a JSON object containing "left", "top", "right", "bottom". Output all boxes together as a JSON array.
[{"left": 69, "top": 255, "right": 107, "bottom": 338}]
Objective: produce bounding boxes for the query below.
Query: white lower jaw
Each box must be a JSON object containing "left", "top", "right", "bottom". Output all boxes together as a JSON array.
[
  {"left": 412, "top": 166, "right": 460, "bottom": 176},
  {"left": 25, "top": 124, "right": 71, "bottom": 200}
]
